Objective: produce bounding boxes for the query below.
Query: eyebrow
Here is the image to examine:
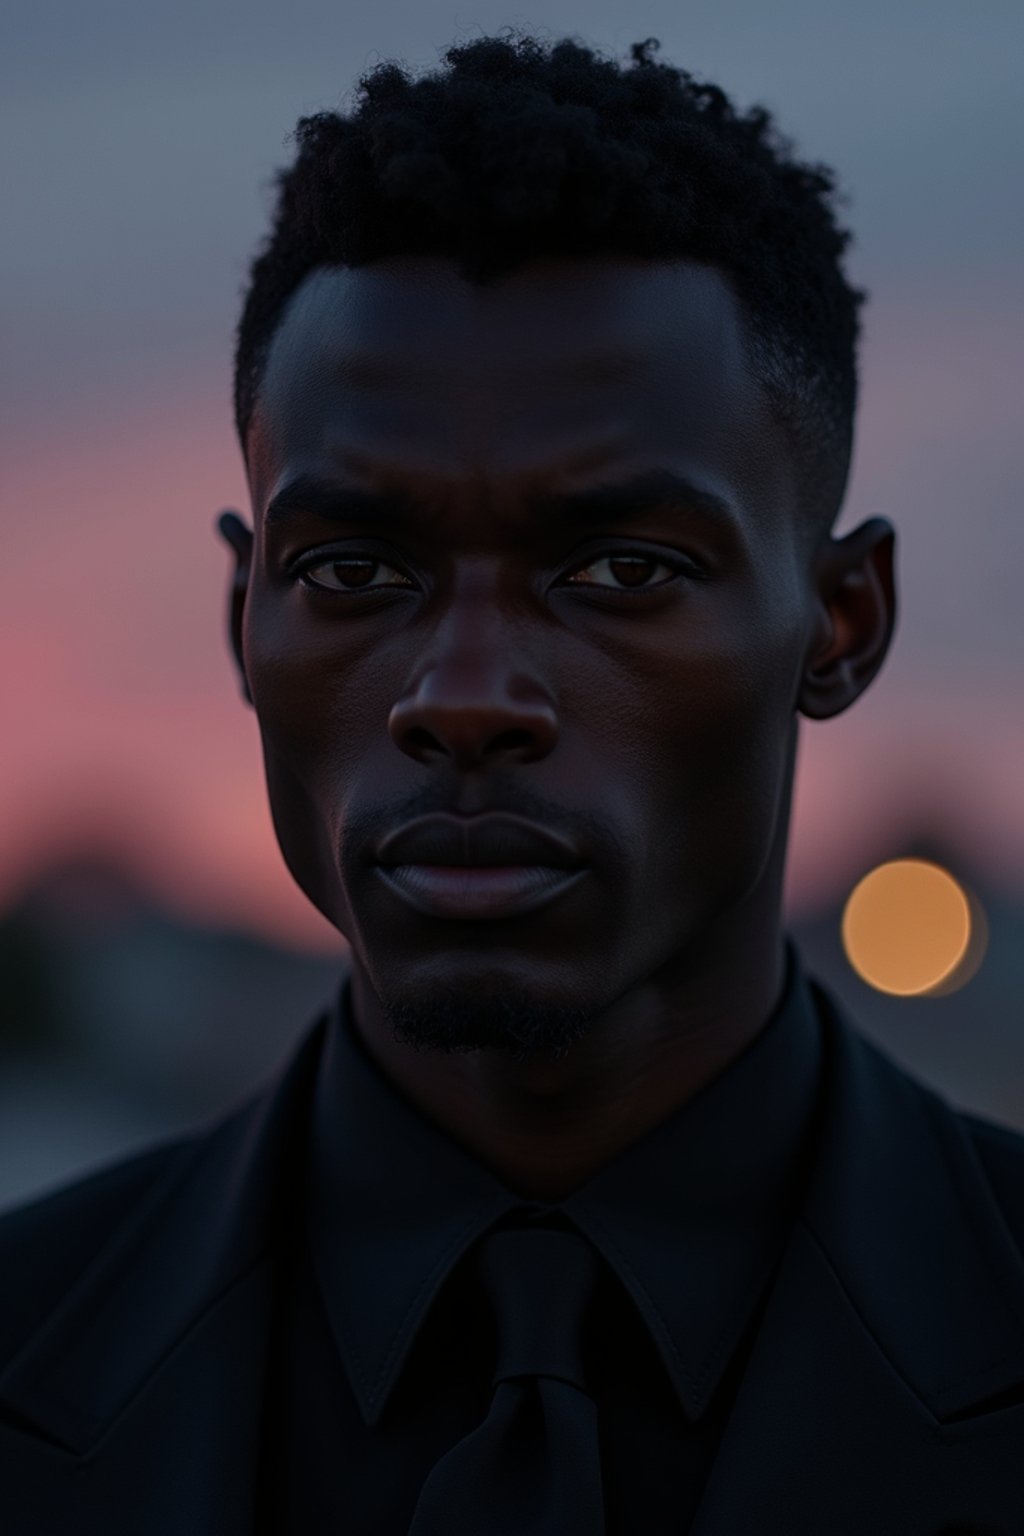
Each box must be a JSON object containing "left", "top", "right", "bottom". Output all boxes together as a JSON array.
[{"left": 262, "top": 468, "right": 737, "bottom": 535}]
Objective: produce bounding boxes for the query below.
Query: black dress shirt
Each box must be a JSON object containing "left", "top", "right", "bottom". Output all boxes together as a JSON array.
[{"left": 255, "top": 936, "right": 827, "bottom": 1533}]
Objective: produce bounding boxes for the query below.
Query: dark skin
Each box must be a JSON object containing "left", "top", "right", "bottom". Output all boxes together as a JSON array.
[{"left": 217, "top": 255, "right": 896, "bottom": 1202}]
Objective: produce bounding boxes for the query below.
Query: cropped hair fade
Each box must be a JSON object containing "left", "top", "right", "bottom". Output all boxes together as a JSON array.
[{"left": 233, "top": 30, "right": 868, "bottom": 539}]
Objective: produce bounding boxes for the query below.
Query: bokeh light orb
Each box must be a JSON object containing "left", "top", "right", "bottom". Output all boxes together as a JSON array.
[{"left": 841, "top": 858, "right": 974, "bottom": 997}]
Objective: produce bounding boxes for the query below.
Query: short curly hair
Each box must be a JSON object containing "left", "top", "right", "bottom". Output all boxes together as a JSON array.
[{"left": 234, "top": 30, "right": 867, "bottom": 540}]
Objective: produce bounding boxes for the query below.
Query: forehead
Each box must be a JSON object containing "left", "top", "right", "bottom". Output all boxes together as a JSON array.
[{"left": 246, "top": 255, "right": 793, "bottom": 525}]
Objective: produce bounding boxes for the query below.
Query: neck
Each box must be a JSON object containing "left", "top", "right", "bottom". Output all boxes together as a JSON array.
[{"left": 346, "top": 910, "right": 789, "bottom": 1203}]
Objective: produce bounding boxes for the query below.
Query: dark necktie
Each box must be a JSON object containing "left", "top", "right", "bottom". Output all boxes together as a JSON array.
[{"left": 407, "top": 1221, "right": 607, "bottom": 1534}]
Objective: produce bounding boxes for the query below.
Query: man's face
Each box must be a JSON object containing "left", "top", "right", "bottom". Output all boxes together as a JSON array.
[{"left": 233, "top": 255, "right": 825, "bottom": 1057}]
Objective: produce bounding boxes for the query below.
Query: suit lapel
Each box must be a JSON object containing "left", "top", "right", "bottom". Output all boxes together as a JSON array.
[
  {"left": 692, "top": 980, "right": 1024, "bottom": 1534},
  {"left": 0, "top": 1006, "right": 330, "bottom": 1535}
]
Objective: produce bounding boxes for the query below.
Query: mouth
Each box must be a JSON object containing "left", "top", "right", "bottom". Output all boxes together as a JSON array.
[{"left": 374, "top": 863, "right": 587, "bottom": 920}]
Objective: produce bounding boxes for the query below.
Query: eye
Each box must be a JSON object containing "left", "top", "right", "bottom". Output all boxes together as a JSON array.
[
  {"left": 562, "top": 550, "right": 697, "bottom": 596},
  {"left": 296, "top": 555, "right": 414, "bottom": 595}
]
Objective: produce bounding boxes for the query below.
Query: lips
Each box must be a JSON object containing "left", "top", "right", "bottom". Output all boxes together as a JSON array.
[
  {"left": 375, "top": 862, "right": 586, "bottom": 920},
  {"left": 375, "top": 812, "right": 584, "bottom": 872}
]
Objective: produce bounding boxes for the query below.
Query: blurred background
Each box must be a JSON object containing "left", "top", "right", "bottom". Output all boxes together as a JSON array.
[{"left": 1, "top": 0, "right": 1022, "bottom": 1213}]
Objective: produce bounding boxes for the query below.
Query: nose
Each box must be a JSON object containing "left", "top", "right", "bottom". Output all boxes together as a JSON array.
[{"left": 387, "top": 597, "right": 559, "bottom": 770}]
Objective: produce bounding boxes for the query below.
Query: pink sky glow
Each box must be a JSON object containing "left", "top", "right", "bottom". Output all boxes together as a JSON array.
[{"left": 2, "top": 296, "right": 1022, "bottom": 954}]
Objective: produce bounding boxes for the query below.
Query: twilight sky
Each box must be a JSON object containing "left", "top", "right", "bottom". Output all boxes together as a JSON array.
[{"left": 1, "top": 0, "right": 1022, "bottom": 953}]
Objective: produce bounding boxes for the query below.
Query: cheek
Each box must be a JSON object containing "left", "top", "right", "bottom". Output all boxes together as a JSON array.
[
  {"left": 243, "top": 585, "right": 363, "bottom": 786},
  {"left": 633, "top": 608, "right": 801, "bottom": 875},
  {"left": 247, "top": 635, "right": 364, "bottom": 933},
  {"left": 243, "top": 588, "right": 357, "bottom": 895},
  {"left": 258, "top": 738, "right": 359, "bottom": 938}
]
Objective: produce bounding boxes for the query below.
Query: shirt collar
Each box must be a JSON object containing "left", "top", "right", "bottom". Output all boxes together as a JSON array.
[{"left": 305, "top": 935, "right": 824, "bottom": 1427}]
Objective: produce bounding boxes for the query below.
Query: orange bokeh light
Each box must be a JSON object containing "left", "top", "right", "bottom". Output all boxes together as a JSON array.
[{"left": 841, "top": 858, "right": 983, "bottom": 997}]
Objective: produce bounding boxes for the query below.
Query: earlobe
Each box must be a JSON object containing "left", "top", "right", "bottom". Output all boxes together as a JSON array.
[
  {"left": 797, "top": 518, "right": 897, "bottom": 722},
  {"left": 215, "top": 510, "right": 254, "bottom": 708}
]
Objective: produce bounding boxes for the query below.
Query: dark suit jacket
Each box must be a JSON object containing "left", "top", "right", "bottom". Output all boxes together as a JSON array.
[{"left": 2, "top": 967, "right": 1024, "bottom": 1534}]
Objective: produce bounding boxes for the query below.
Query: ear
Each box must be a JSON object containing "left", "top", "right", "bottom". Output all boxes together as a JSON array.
[
  {"left": 215, "top": 510, "right": 254, "bottom": 708},
  {"left": 798, "top": 517, "right": 898, "bottom": 721}
]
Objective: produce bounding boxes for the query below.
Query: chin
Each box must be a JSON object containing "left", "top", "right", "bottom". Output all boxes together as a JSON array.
[{"left": 377, "top": 976, "right": 600, "bottom": 1061}]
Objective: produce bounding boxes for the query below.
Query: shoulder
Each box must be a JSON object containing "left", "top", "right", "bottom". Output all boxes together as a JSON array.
[
  {"left": 957, "top": 1107, "right": 1024, "bottom": 1247},
  {"left": 814, "top": 972, "right": 1024, "bottom": 1255},
  {"left": 0, "top": 1135, "right": 195, "bottom": 1370}
]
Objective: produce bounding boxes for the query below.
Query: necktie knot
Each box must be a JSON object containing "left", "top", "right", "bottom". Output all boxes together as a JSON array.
[
  {"left": 408, "top": 1220, "right": 607, "bottom": 1533},
  {"left": 476, "top": 1224, "right": 601, "bottom": 1393}
]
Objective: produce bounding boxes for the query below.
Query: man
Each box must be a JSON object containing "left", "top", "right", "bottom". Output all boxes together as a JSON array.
[{"left": 1, "top": 30, "right": 1022, "bottom": 1535}]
